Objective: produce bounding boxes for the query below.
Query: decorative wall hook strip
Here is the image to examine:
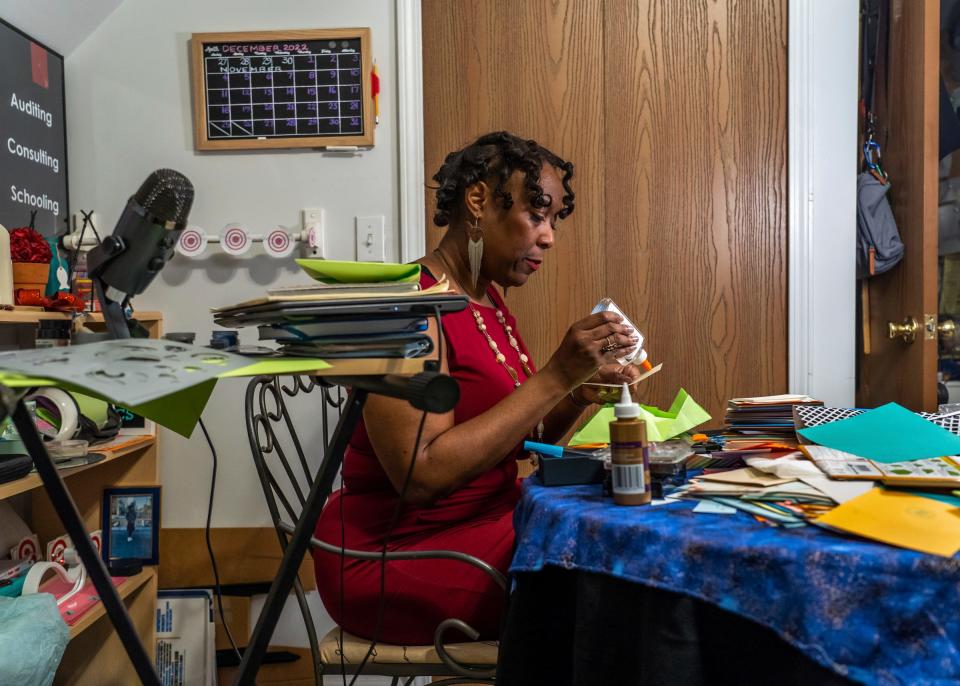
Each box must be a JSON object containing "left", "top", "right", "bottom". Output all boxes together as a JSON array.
[{"left": 175, "top": 224, "right": 317, "bottom": 259}]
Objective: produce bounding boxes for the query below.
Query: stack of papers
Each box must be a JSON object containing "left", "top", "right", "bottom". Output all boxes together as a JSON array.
[
  {"left": 793, "top": 402, "right": 960, "bottom": 556},
  {"left": 722, "top": 394, "right": 823, "bottom": 451},
  {"left": 211, "top": 260, "right": 468, "bottom": 359},
  {"left": 676, "top": 466, "right": 839, "bottom": 527}
]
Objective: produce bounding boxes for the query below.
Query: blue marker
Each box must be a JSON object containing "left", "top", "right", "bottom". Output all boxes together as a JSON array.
[{"left": 523, "top": 441, "right": 599, "bottom": 459}]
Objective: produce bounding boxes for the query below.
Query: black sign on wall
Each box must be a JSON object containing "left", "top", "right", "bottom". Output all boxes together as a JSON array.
[{"left": 0, "top": 18, "right": 67, "bottom": 237}]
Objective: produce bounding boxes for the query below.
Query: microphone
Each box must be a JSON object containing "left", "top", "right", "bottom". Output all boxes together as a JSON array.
[{"left": 87, "top": 169, "right": 194, "bottom": 338}]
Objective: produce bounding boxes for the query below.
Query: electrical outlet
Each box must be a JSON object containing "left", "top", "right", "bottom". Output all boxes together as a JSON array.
[
  {"left": 355, "top": 215, "right": 385, "bottom": 262},
  {"left": 301, "top": 208, "right": 325, "bottom": 258}
]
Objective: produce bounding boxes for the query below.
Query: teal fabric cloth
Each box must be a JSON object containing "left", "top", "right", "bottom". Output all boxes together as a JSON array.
[{"left": 0, "top": 593, "right": 68, "bottom": 685}]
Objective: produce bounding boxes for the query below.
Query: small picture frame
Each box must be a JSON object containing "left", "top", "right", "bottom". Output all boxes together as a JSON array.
[{"left": 101, "top": 486, "right": 160, "bottom": 565}]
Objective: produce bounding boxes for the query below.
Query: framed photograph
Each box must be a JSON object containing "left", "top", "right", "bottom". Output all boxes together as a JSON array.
[{"left": 101, "top": 486, "right": 160, "bottom": 565}]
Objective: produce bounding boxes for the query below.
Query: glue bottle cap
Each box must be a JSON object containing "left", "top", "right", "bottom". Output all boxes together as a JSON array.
[
  {"left": 634, "top": 349, "right": 654, "bottom": 372},
  {"left": 614, "top": 382, "right": 640, "bottom": 419}
]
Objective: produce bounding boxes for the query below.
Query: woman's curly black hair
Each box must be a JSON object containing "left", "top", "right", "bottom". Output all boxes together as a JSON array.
[{"left": 430, "top": 131, "right": 575, "bottom": 228}]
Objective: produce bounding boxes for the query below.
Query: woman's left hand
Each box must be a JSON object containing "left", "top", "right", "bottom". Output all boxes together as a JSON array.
[{"left": 573, "top": 363, "right": 642, "bottom": 406}]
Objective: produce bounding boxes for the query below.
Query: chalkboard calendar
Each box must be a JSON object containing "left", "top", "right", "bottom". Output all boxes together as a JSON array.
[{"left": 191, "top": 29, "right": 374, "bottom": 150}]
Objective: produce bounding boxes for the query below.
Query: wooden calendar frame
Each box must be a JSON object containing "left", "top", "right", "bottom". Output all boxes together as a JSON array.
[{"left": 190, "top": 28, "right": 374, "bottom": 150}]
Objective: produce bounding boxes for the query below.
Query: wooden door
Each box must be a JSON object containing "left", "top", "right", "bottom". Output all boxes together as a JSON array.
[
  {"left": 422, "top": 0, "right": 788, "bottom": 424},
  {"left": 421, "top": 0, "right": 607, "bottom": 362},
  {"left": 857, "top": 0, "right": 940, "bottom": 411}
]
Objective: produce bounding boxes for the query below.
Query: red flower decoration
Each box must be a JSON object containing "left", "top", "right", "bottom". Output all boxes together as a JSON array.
[{"left": 10, "top": 227, "right": 52, "bottom": 263}]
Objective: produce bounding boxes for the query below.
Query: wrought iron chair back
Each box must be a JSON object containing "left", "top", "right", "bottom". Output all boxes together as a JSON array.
[{"left": 244, "top": 375, "right": 502, "bottom": 685}]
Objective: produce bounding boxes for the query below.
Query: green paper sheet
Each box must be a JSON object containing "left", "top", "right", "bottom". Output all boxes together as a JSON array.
[
  {"left": 220, "top": 358, "right": 331, "bottom": 378},
  {"left": 0, "top": 357, "right": 332, "bottom": 439},
  {"left": 798, "top": 402, "right": 960, "bottom": 463},
  {"left": 569, "top": 388, "right": 711, "bottom": 444},
  {"left": 295, "top": 259, "right": 421, "bottom": 284}
]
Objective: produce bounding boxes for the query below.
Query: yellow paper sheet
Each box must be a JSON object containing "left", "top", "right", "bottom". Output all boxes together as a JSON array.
[{"left": 816, "top": 488, "right": 960, "bottom": 557}]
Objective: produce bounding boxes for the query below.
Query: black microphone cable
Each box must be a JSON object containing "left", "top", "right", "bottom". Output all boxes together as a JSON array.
[
  {"left": 199, "top": 416, "right": 242, "bottom": 663},
  {"left": 346, "top": 304, "right": 445, "bottom": 685}
]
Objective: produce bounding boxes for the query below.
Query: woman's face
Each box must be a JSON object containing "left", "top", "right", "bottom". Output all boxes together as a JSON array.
[{"left": 478, "top": 164, "right": 565, "bottom": 288}]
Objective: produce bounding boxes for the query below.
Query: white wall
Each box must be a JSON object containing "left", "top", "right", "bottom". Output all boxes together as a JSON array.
[
  {"left": 66, "top": 0, "right": 400, "bottom": 528},
  {"left": 0, "top": 0, "right": 124, "bottom": 56}
]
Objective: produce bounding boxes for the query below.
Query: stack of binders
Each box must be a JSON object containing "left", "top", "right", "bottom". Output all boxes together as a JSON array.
[{"left": 211, "top": 261, "right": 467, "bottom": 359}]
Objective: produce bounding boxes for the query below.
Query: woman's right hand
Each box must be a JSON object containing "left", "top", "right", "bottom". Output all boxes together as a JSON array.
[{"left": 541, "top": 311, "right": 639, "bottom": 391}]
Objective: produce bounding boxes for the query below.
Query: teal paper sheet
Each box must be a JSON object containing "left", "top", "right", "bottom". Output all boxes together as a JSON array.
[{"left": 798, "top": 402, "right": 960, "bottom": 463}]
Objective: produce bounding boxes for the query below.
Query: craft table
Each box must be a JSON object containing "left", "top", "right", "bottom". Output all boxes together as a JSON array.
[{"left": 496, "top": 478, "right": 960, "bottom": 686}]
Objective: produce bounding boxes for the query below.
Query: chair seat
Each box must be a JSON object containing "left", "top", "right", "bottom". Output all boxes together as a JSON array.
[{"left": 319, "top": 627, "right": 499, "bottom": 666}]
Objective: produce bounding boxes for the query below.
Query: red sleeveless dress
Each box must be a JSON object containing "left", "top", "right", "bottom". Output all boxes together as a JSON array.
[{"left": 312, "top": 269, "right": 535, "bottom": 644}]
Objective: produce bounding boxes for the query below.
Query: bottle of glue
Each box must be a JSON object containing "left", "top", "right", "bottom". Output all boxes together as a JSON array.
[{"left": 610, "top": 382, "right": 651, "bottom": 506}]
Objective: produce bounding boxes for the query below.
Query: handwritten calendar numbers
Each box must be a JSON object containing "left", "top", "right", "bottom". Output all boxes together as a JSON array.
[
  {"left": 293, "top": 55, "right": 315, "bottom": 70},
  {"left": 295, "top": 70, "right": 316, "bottom": 87},
  {"left": 206, "top": 72, "right": 229, "bottom": 90},
  {"left": 271, "top": 70, "right": 294, "bottom": 88},
  {"left": 251, "top": 71, "right": 273, "bottom": 88},
  {"left": 208, "top": 105, "right": 230, "bottom": 125},
  {"left": 318, "top": 118, "right": 340, "bottom": 135},
  {"left": 274, "top": 87, "right": 295, "bottom": 104},
  {"left": 253, "top": 119, "right": 275, "bottom": 136},
  {"left": 276, "top": 118, "right": 297, "bottom": 135},
  {"left": 253, "top": 104, "right": 274, "bottom": 119},
  {"left": 295, "top": 86, "right": 316, "bottom": 103},
  {"left": 200, "top": 35, "right": 367, "bottom": 143},
  {"left": 207, "top": 87, "right": 229, "bottom": 106},
  {"left": 296, "top": 102, "right": 317, "bottom": 118},
  {"left": 316, "top": 70, "right": 337, "bottom": 87},
  {"left": 339, "top": 67, "right": 361, "bottom": 85}
]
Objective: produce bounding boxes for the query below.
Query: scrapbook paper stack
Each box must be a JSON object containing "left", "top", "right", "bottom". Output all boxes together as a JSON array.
[{"left": 721, "top": 394, "right": 823, "bottom": 453}]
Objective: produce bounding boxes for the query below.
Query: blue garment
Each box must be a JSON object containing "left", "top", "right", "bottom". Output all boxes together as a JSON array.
[
  {"left": 0, "top": 593, "right": 68, "bottom": 685},
  {"left": 510, "top": 478, "right": 960, "bottom": 686}
]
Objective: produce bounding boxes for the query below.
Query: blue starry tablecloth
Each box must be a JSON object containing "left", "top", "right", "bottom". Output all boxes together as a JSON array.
[{"left": 510, "top": 478, "right": 960, "bottom": 686}]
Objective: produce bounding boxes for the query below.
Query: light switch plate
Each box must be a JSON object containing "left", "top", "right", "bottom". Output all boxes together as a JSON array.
[{"left": 355, "top": 215, "right": 385, "bottom": 262}]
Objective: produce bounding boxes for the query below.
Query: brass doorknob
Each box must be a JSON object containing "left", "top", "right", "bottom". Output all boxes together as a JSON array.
[
  {"left": 888, "top": 317, "right": 918, "bottom": 343},
  {"left": 939, "top": 319, "right": 957, "bottom": 340}
]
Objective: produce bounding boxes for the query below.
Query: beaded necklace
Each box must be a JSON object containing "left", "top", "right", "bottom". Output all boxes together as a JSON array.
[{"left": 433, "top": 249, "right": 543, "bottom": 442}]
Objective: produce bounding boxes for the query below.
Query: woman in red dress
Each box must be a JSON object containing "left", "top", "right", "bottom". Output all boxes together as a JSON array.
[{"left": 313, "top": 132, "right": 641, "bottom": 645}]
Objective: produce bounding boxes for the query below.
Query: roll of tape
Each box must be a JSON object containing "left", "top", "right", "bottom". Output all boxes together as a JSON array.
[{"left": 27, "top": 388, "right": 79, "bottom": 442}]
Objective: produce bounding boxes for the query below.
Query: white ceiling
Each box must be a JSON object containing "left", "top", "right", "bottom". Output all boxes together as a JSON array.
[{"left": 0, "top": 0, "right": 124, "bottom": 56}]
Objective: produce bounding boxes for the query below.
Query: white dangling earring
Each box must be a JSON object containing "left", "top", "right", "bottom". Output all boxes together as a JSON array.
[{"left": 467, "top": 217, "right": 483, "bottom": 289}]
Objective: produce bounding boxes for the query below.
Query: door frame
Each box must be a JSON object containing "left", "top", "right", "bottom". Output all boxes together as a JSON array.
[
  {"left": 399, "top": 0, "right": 859, "bottom": 406},
  {"left": 397, "top": 0, "right": 426, "bottom": 262},
  {"left": 788, "top": 0, "right": 858, "bottom": 406}
]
